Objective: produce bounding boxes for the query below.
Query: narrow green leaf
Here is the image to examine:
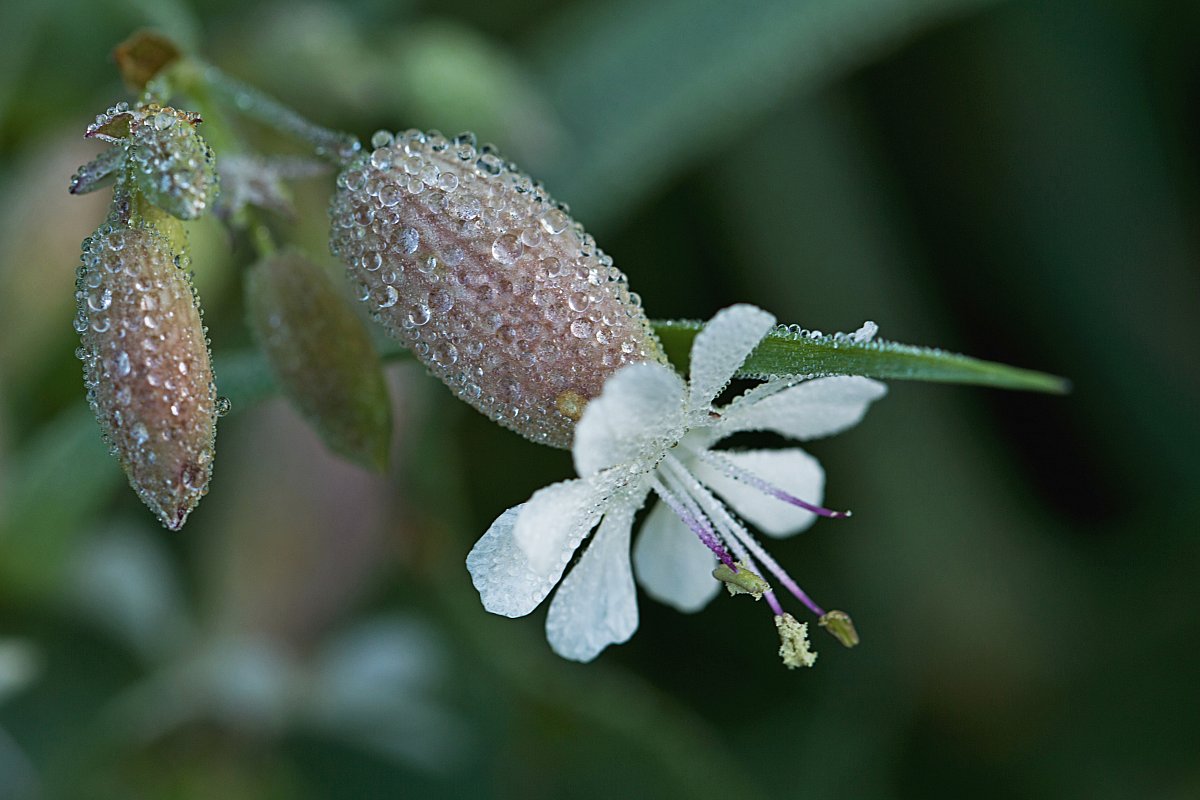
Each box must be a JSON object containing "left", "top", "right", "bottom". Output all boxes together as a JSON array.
[{"left": 654, "top": 320, "right": 1070, "bottom": 394}]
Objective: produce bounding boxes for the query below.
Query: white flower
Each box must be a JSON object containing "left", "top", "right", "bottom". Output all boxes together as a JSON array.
[{"left": 466, "top": 305, "right": 887, "bottom": 662}]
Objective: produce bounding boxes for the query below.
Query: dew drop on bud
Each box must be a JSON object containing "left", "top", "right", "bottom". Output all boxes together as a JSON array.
[
  {"left": 75, "top": 221, "right": 217, "bottom": 529},
  {"left": 329, "top": 130, "right": 665, "bottom": 447}
]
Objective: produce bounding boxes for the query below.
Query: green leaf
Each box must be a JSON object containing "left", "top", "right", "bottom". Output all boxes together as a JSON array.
[{"left": 654, "top": 320, "right": 1070, "bottom": 394}]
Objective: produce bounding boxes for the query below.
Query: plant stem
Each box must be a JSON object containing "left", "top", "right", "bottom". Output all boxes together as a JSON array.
[{"left": 189, "top": 61, "right": 361, "bottom": 165}]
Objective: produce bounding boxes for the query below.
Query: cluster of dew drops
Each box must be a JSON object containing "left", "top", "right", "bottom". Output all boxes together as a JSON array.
[
  {"left": 329, "top": 129, "right": 664, "bottom": 447},
  {"left": 73, "top": 220, "right": 230, "bottom": 523}
]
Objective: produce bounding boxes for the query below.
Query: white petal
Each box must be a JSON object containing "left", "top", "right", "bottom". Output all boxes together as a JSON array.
[
  {"left": 718, "top": 376, "right": 886, "bottom": 441},
  {"left": 573, "top": 362, "right": 685, "bottom": 477},
  {"left": 694, "top": 448, "right": 824, "bottom": 538},
  {"left": 633, "top": 500, "right": 720, "bottom": 613},
  {"left": 545, "top": 508, "right": 638, "bottom": 662},
  {"left": 512, "top": 477, "right": 612, "bottom": 575},
  {"left": 687, "top": 305, "right": 776, "bottom": 409},
  {"left": 467, "top": 505, "right": 561, "bottom": 618}
]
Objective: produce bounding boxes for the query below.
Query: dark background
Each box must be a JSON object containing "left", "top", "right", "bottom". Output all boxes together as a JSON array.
[{"left": 0, "top": 0, "right": 1197, "bottom": 797}]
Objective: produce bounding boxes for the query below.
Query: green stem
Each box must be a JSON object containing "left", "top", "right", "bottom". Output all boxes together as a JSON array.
[{"left": 182, "top": 60, "right": 360, "bottom": 165}]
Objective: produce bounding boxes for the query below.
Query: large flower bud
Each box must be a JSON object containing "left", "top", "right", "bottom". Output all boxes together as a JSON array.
[
  {"left": 329, "top": 130, "right": 664, "bottom": 448},
  {"left": 86, "top": 103, "right": 218, "bottom": 220},
  {"left": 74, "top": 220, "right": 218, "bottom": 529}
]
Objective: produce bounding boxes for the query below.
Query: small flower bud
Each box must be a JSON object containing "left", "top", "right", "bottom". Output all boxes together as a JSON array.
[
  {"left": 712, "top": 561, "right": 771, "bottom": 599},
  {"left": 775, "top": 613, "right": 818, "bottom": 669},
  {"left": 75, "top": 220, "right": 217, "bottom": 529},
  {"left": 818, "top": 610, "right": 860, "bottom": 648},
  {"left": 113, "top": 30, "right": 182, "bottom": 92},
  {"left": 245, "top": 248, "right": 392, "bottom": 471},
  {"left": 329, "top": 130, "right": 665, "bottom": 448},
  {"left": 87, "top": 104, "right": 218, "bottom": 220}
]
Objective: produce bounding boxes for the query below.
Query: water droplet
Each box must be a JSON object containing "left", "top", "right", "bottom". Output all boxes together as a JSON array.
[
  {"left": 570, "top": 319, "right": 593, "bottom": 338},
  {"left": 400, "top": 226, "right": 420, "bottom": 254},
  {"left": 407, "top": 303, "right": 431, "bottom": 326},
  {"left": 116, "top": 350, "right": 132, "bottom": 377},
  {"left": 215, "top": 396, "right": 232, "bottom": 416},
  {"left": 132, "top": 422, "right": 149, "bottom": 445},
  {"left": 568, "top": 292, "right": 591, "bottom": 312},
  {"left": 377, "top": 285, "right": 399, "bottom": 308},
  {"left": 379, "top": 184, "right": 401, "bottom": 206},
  {"left": 87, "top": 289, "right": 112, "bottom": 312},
  {"left": 539, "top": 208, "right": 569, "bottom": 235},
  {"left": 491, "top": 234, "right": 522, "bottom": 264},
  {"left": 432, "top": 342, "right": 459, "bottom": 367},
  {"left": 476, "top": 153, "right": 503, "bottom": 175},
  {"left": 419, "top": 163, "right": 441, "bottom": 185}
]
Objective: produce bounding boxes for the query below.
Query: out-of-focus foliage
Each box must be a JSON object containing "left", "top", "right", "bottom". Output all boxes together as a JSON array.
[{"left": 1, "top": 0, "right": 1198, "bottom": 798}]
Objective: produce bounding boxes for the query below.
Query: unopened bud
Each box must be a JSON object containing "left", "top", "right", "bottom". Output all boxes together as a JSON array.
[
  {"left": 245, "top": 248, "right": 392, "bottom": 471},
  {"left": 712, "top": 561, "right": 771, "bottom": 599},
  {"left": 818, "top": 610, "right": 859, "bottom": 648},
  {"left": 75, "top": 220, "right": 217, "bottom": 529},
  {"left": 329, "top": 129, "right": 665, "bottom": 448},
  {"left": 86, "top": 104, "right": 218, "bottom": 220},
  {"left": 113, "top": 30, "right": 182, "bottom": 92}
]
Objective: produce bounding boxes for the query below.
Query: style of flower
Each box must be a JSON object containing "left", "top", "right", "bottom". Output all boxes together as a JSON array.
[{"left": 466, "top": 304, "right": 887, "bottom": 664}]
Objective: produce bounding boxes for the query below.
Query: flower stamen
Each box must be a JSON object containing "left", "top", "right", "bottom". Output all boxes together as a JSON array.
[
  {"left": 664, "top": 454, "right": 829, "bottom": 619},
  {"left": 699, "top": 450, "right": 852, "bottom": 519},
  {"left": 649, "top": 476, "right": 735, "bottom": 569}
]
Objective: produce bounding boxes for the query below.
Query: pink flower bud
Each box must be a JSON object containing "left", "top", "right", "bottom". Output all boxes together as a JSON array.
[
  {"left": 75, "top": 221, "right": 218, "bottom": 529},
  {"left": 329, "top": 130, "right": 664, "bottom": 447}
]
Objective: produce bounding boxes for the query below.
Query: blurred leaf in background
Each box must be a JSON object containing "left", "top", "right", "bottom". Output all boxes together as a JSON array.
[{"left": 1, "top": 0, "right": 1198, "bottom": 798}]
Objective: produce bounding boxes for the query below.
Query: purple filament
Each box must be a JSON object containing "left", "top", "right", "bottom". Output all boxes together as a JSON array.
[{"left": 701, "top": 451, "right": 851, "bottom": 519}]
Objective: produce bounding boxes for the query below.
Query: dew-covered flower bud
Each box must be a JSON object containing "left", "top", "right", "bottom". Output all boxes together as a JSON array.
[
  {"left": 245, "top": 248, "right": 392, "bottom": 471},
  {"left": 74, "top": 219, "right": 218, "bottom": 529},
  {"left": 86, "top": 103, "right": 218, "bottom": 220},
  {"left": 329, "top": 129, "right": 665, "bottom": 448}
]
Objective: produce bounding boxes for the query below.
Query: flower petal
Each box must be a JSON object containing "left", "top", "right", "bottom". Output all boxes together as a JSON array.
[
  {"left": 694, "top": 448, "right": 824, "bottom": 538},
  {"left": 688, "top": 304, "right": 776, "bottom": 409},
  {"left": 512, "top": 477, "right": 612, "bottom": 575},
  {"left": 573, "top": 362, "right": 685, "bottom": 477},
  {"left": 718, "top": 376, "right": 886, "bottom": 441},
  {"left": 467, "top": 504, "right": 560, "bottom": 618},
  {"left": 633, "top": 500, "right": 720, "bottom": 613},
  {"left": 545, "top": 508, "right": 638, "bottom": 662}
]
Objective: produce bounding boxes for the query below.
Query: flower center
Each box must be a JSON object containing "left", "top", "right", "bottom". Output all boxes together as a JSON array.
[{"left": 652, "top": 447, "right": 859, "bottom": 662}]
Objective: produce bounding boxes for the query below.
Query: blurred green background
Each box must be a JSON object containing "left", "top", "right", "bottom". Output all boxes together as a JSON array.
[{"left": 1, "top": 0, "right": 1198, "bottom": 797}]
